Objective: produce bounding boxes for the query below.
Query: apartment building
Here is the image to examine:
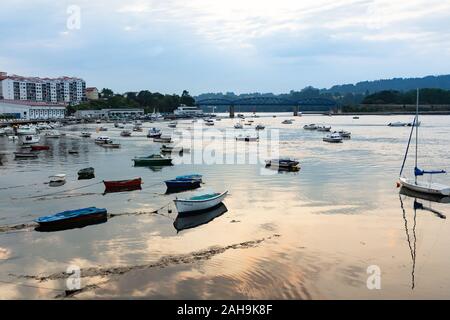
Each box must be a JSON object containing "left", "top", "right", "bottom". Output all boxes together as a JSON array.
[{"left": 0, "top": 72, "right": 86, "bottom": 105}]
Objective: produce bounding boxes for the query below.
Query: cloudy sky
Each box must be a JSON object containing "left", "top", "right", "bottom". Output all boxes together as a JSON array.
[{"left": 1, "top": 0, "right": 449, "bottom": 94}]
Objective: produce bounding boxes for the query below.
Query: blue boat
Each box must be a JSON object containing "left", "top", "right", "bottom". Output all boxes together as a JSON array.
[
  {"left": 165, "top": 179, "right": 201, "bottom": 191},
  {"left": 175, "top": 174, "right": 202, "bottom": 182},
  {"left": 34, "top": 207, "right": 108, "bottom": 228}
]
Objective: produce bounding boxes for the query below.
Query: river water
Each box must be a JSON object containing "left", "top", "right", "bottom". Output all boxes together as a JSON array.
[{"left": 0, "top": 113, "right": 449, "bottom": 299}]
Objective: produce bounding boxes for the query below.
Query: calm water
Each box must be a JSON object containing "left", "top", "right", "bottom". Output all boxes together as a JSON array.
[{"left": 0, "top": 113, "right": 450, "bottom": 299}]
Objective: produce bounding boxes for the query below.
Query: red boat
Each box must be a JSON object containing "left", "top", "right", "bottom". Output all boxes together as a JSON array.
[
  {"left": 103, "top": 178, "right": 142, "bottom": 190},
  {"left": 31, "top": 145, "right": 50, "bottom": 151}
]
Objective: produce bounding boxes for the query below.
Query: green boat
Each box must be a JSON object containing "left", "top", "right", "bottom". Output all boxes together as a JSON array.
[{"left": 132, "top": 154, "right": 173, "bottom": 166}]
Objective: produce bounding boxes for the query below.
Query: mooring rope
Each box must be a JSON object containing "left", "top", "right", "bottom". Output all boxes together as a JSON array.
[{"left": 10, "top": 181, "right": 103, "bottom": 200}]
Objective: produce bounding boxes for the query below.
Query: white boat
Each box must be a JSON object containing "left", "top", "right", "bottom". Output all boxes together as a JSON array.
[
  {"left": 388, "top": 121, "right": 408, "bottom": 127},
  {"left": 234, "top": 123, "right": 243, "bottom": 129},
  {"left": 17, "top": 125, "right": 37, "bottom": 135},
  {"left": 153, "top": 136, "right": 172, "bottom": 143},
  {"left": 174, "top": 191, "right": 228, "bottom": 213},
  {"left": 0, "top": 128, "right": 6, "bottom": 136},
  {"left": 398, "top": 89, "right": 449, "bottom": 196},
  {"left": 49, "top": 174, "right": 66, "bottom": 183},
  {"left": 147, "top": 128, "right": 162, "bottom": 138},
  {"left": 236, "top": 135, "right": 258, "bottom": 142},
  {"left": 95, "top": 136, "right": 112, "bottom": 144},
  {"left": 80, "top": 132, "right": 91, "bottom": 138},
  {"left": 21, "top": 135, "right": 40, "bottom": 145},
  {"left": 168, "top": 121, "right": 177, "bottom": 128},
  {"left": 282, "top": 119, "right": 293, "bottom": 124},
  {"left": 337, "top": 130, "right": 351, "bottom": 138},
  {"left": 303, "top": 124, "right": 317, "bottom": 130},
  {"left": 205, "top": 119, "right": 214, "bottom": 126},
  {"left": 44, "top": 130, "right": 61, "bottom": 138},
  {"left": 323, "top": 132, "right": 343, "bottom": 143},
  {"left": 317, "top": 125, "right": 331, "bottom": 132},
  {"left": 255, "top": 124, "right": 265, "bottom": 130},
  {"left": 120, "top": 130, "right": 132, "bottom": 137}
]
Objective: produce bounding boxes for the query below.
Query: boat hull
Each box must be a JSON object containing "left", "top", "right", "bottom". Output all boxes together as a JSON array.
[
  {"left": 104, "top": 178, "right": 142, "bottom": 190},
  {"left": 174, "top": 191, "right": 228, "bottom": 214},
  {"left": 399, "top": 177, "right": 450, "bottom": 196},
  {"left": 165, "top": 180, "right": 201, "bottom": 192}
]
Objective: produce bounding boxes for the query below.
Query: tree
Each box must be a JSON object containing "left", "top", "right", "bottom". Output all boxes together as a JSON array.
[
  {"left": 101, "top": 88, "right": 114, "bottom": 99},
  {"left": 180, "top": 90, "right": 195, "bottom": 106}
]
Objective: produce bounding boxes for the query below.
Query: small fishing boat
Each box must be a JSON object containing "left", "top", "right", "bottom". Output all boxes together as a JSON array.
[
  {"left": 175, "top": 174, "right": 203, "bottom": 182},
  {"left": 95, "top": 136, "right": 112, "bottom": 144},
  {"left": 282, "top": 119, "right": 293, "bottom": 124},
  {"left": 168, "top": 121, "right": 177, "bottom": 128},
  {"left": 78, "top": 167, "right": 94, "bottom": 176},
  {"left": 398, "top": 89, "right": 450, "bottom": 196},
  {"left": 14, "top": 152, "right": 38, "bottom": 159},
  {"left": 353, "top": 116, "right": 360, "bottom": 119},
  {"left": 80, "top": 132, "right": 91, "bottom": 138},
  {"left": 265, "top": 158, "right": 300, "bottom": 170},
  {"left": 337, "top": 130, "right": 351, "bottom": 138},
  {"left": 317, "top": 125, "right": 332, "bottom": 132},
  {"left": 160, "top": 144, "right": 185, "bottom": 154},
  {"left": 234, "top": 123, "right": 243, "bottom": 129},
  {"left": 165, "top": 179, "right": 201, "bottom": 191},
  {"left": 17, "top": 125, "right": 37, "bottom": 136},
  {"left": 120, "top": 130, "right": 132, "bottom": 137},
  {"left": 236, "top": 135, "right": 258, "bottom": 142},
  {"left": 147, "top": 128, "right": 162, "bottom": 138},
  {"left": 205, "top": 119, "right": 214, "bottom": 126},
  {"left": 21, "top": 135, "right": 40, "bottom": 145},
  {"left": 255, "top": 124, "right": 265, "bottom": 130},
  {"left": 132, "top": 154, "right": 173, "bottom": 166},
  {"left": 98, "top": 126, "right": 108, "bottom": 131},
  {"left": 153, "top": 136, "right": 172, "bottom": 143},
  {"left": 34, "top": 207, "right": 107, "bottom": 229},
  {"left": 323, "top": 132, "right": 343, "bottom": 143},
  {"left": 68, "top": 150, "right": 79, "bottom": 154},
  {"left": 49, "top": 174, "right": 66, "bottom": 183},
  {"left": 43, "top": 130, "right": 61, "bottom": 138},
  {"left": 101, "top": 142, "right": 121, "bottom": 148},
  {"left": 388, "top": 121, "right": 408, "bottom": 127},
  {"left": 103, "top": 178, "right": 142, "bottom": 190},
  {"left": 174, "top": 191, "right": 228, "bottom": 214},
  {"left": 303, "top": 124, "right": 318, "bottom": 130},
  {"left": 31, "top": 145, "right": 50, "bottom": 151},
  {"left": 237, "top": 114, "right": 245, "bottom": 119}
]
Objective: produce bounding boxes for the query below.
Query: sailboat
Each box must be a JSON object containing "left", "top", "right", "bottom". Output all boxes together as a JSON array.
[{"left": 398, "top": 89, "right": 450, "bottom": 196}]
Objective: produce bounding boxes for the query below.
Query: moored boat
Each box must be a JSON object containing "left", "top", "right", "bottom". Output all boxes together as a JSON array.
[
  {"left": 78, "top": 167, "right": 95, "bottom": 176},
  {"left": 265, "top": 158, "right": 300, "bottom": 170},
  {"left": 303, "top": 124, "right": 318, "bottom": 130},
  {"left": 14, "top": 152, "right": 38, "bottom": 159},
  {"left": 49, "top": 174, "right": 66, "bottom": 183},
  {"left": 255, "top": 124, "right": 265, "bottom": 130},
  {"left": 398, "top": 89, "right": 449, "bottom": 196},
  {"left": 147, "top": 128, "right": 162, "bottom": 138},
  {"left": 21, "top": 135, "right": 40, "bottom": 145},
  {"left": 80, "top": 132, "right": 91, "bottom": 138},
  {"left": 34, "top": 207, "right": 107, "bottom": 229},
  {"left": 95, "top": 136, "right": 112, "bottom": 144},
  {"left": 337, "top": 130, "right": 351, "bottom": 138},
  {"left": 31, "top": 145, "right": 50, "bottom": 151},
  {"left": 236, "top": 135, "right": 258, "bottom": 142},
  {"left": 317, "top": 125, "right": 332, "bottom": 132},
  {"left": 282, "top": 119, "right": 293, "bottom": 124},
  {"left": 132, "top": 154, "right": 173, "bottom": 166},
  {"left": 323, "top": 132, "right": 343, "bottom": 143},
  {"left": 103, "top": 178, "right": 142, "bottom": 190},
  {"left": 43, "top": 130, "right": 61, "bottom": 138},
  {"left": 165, "top": 179, "right": 201, "bottom": 191},
  {"left": 120, "top": 130, "right": 132, "bottom": 137},
  {"left": 153, "top": 136, "right": 172, "bottom": 143},
  {"left": 174, "top": 191, "right": 228, "bottom": 214},
  {"left": 234, "top": 123, "right": 243, "bottom": 129}
]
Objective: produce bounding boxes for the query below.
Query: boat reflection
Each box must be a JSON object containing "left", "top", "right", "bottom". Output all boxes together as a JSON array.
[
  {"left": 48, "top": 181, "right": 66, "bottom": 187},
  {"left": 35, "top": 215, "right": 108, "bottom": 232},
  {"left": 399, "top": 187, "right": 449, "bottom": 289},
  {"left": 173, "top": 203, "right": 228, "bottom": 233},
  {"left": 78, "top": 173, "right": 95, "bottom": 180}
]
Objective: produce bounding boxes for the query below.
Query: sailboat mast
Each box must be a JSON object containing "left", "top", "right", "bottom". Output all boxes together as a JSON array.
[{"left": 415, "top": 89, "right": 419, "bottom": 183}]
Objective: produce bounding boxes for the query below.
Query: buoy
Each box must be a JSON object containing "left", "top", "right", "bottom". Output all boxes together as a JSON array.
[{"left": 396, "top": 181, "right": 401, "bottom": 188}]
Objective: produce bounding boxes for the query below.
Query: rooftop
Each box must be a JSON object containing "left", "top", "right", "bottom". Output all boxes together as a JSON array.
[{"left": 0, "top": 99, "right": 67, "bottom": 107}]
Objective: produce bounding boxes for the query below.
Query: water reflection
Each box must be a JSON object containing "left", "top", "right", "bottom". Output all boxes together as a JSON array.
[
  {"left": 399, "top": 187, "right": 449, "bottom": 289},
  {"left": 173, "top": 203, "right": 228, "bottom": 232},
  {"left": 103, "top": 185, "right": 142, "bottom": 195}
]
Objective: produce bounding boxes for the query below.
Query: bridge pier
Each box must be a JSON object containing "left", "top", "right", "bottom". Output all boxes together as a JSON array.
[
  {"left": 293, "top": 105, "right": 299, "bottom": 116},
  {"left": 229, "top": 104, "right": 235, "bottom": 118}
]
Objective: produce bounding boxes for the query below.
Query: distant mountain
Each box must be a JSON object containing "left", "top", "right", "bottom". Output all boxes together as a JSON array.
[{"left": 324, "top": 75, "right": 450, "bottom": 95}]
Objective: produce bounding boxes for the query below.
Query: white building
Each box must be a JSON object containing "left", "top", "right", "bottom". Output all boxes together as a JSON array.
[
  {"left": 0, "top": 100, "right": 66, "bottom": 120},
  {"left": 173, "top": 104, "right": 204, "bottom": 117},
  {"left": 0, "top": 72, "right": 86, "bottom": 105}
]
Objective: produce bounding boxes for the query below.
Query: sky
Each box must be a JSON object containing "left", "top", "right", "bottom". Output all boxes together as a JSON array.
[{"left": 0, "top": 0, "right": 450, "bottom": 95}]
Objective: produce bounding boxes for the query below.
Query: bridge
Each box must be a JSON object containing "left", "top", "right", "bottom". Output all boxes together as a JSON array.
[{"left": 195, "top": 97, "right": 338, "bottom": 117}]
